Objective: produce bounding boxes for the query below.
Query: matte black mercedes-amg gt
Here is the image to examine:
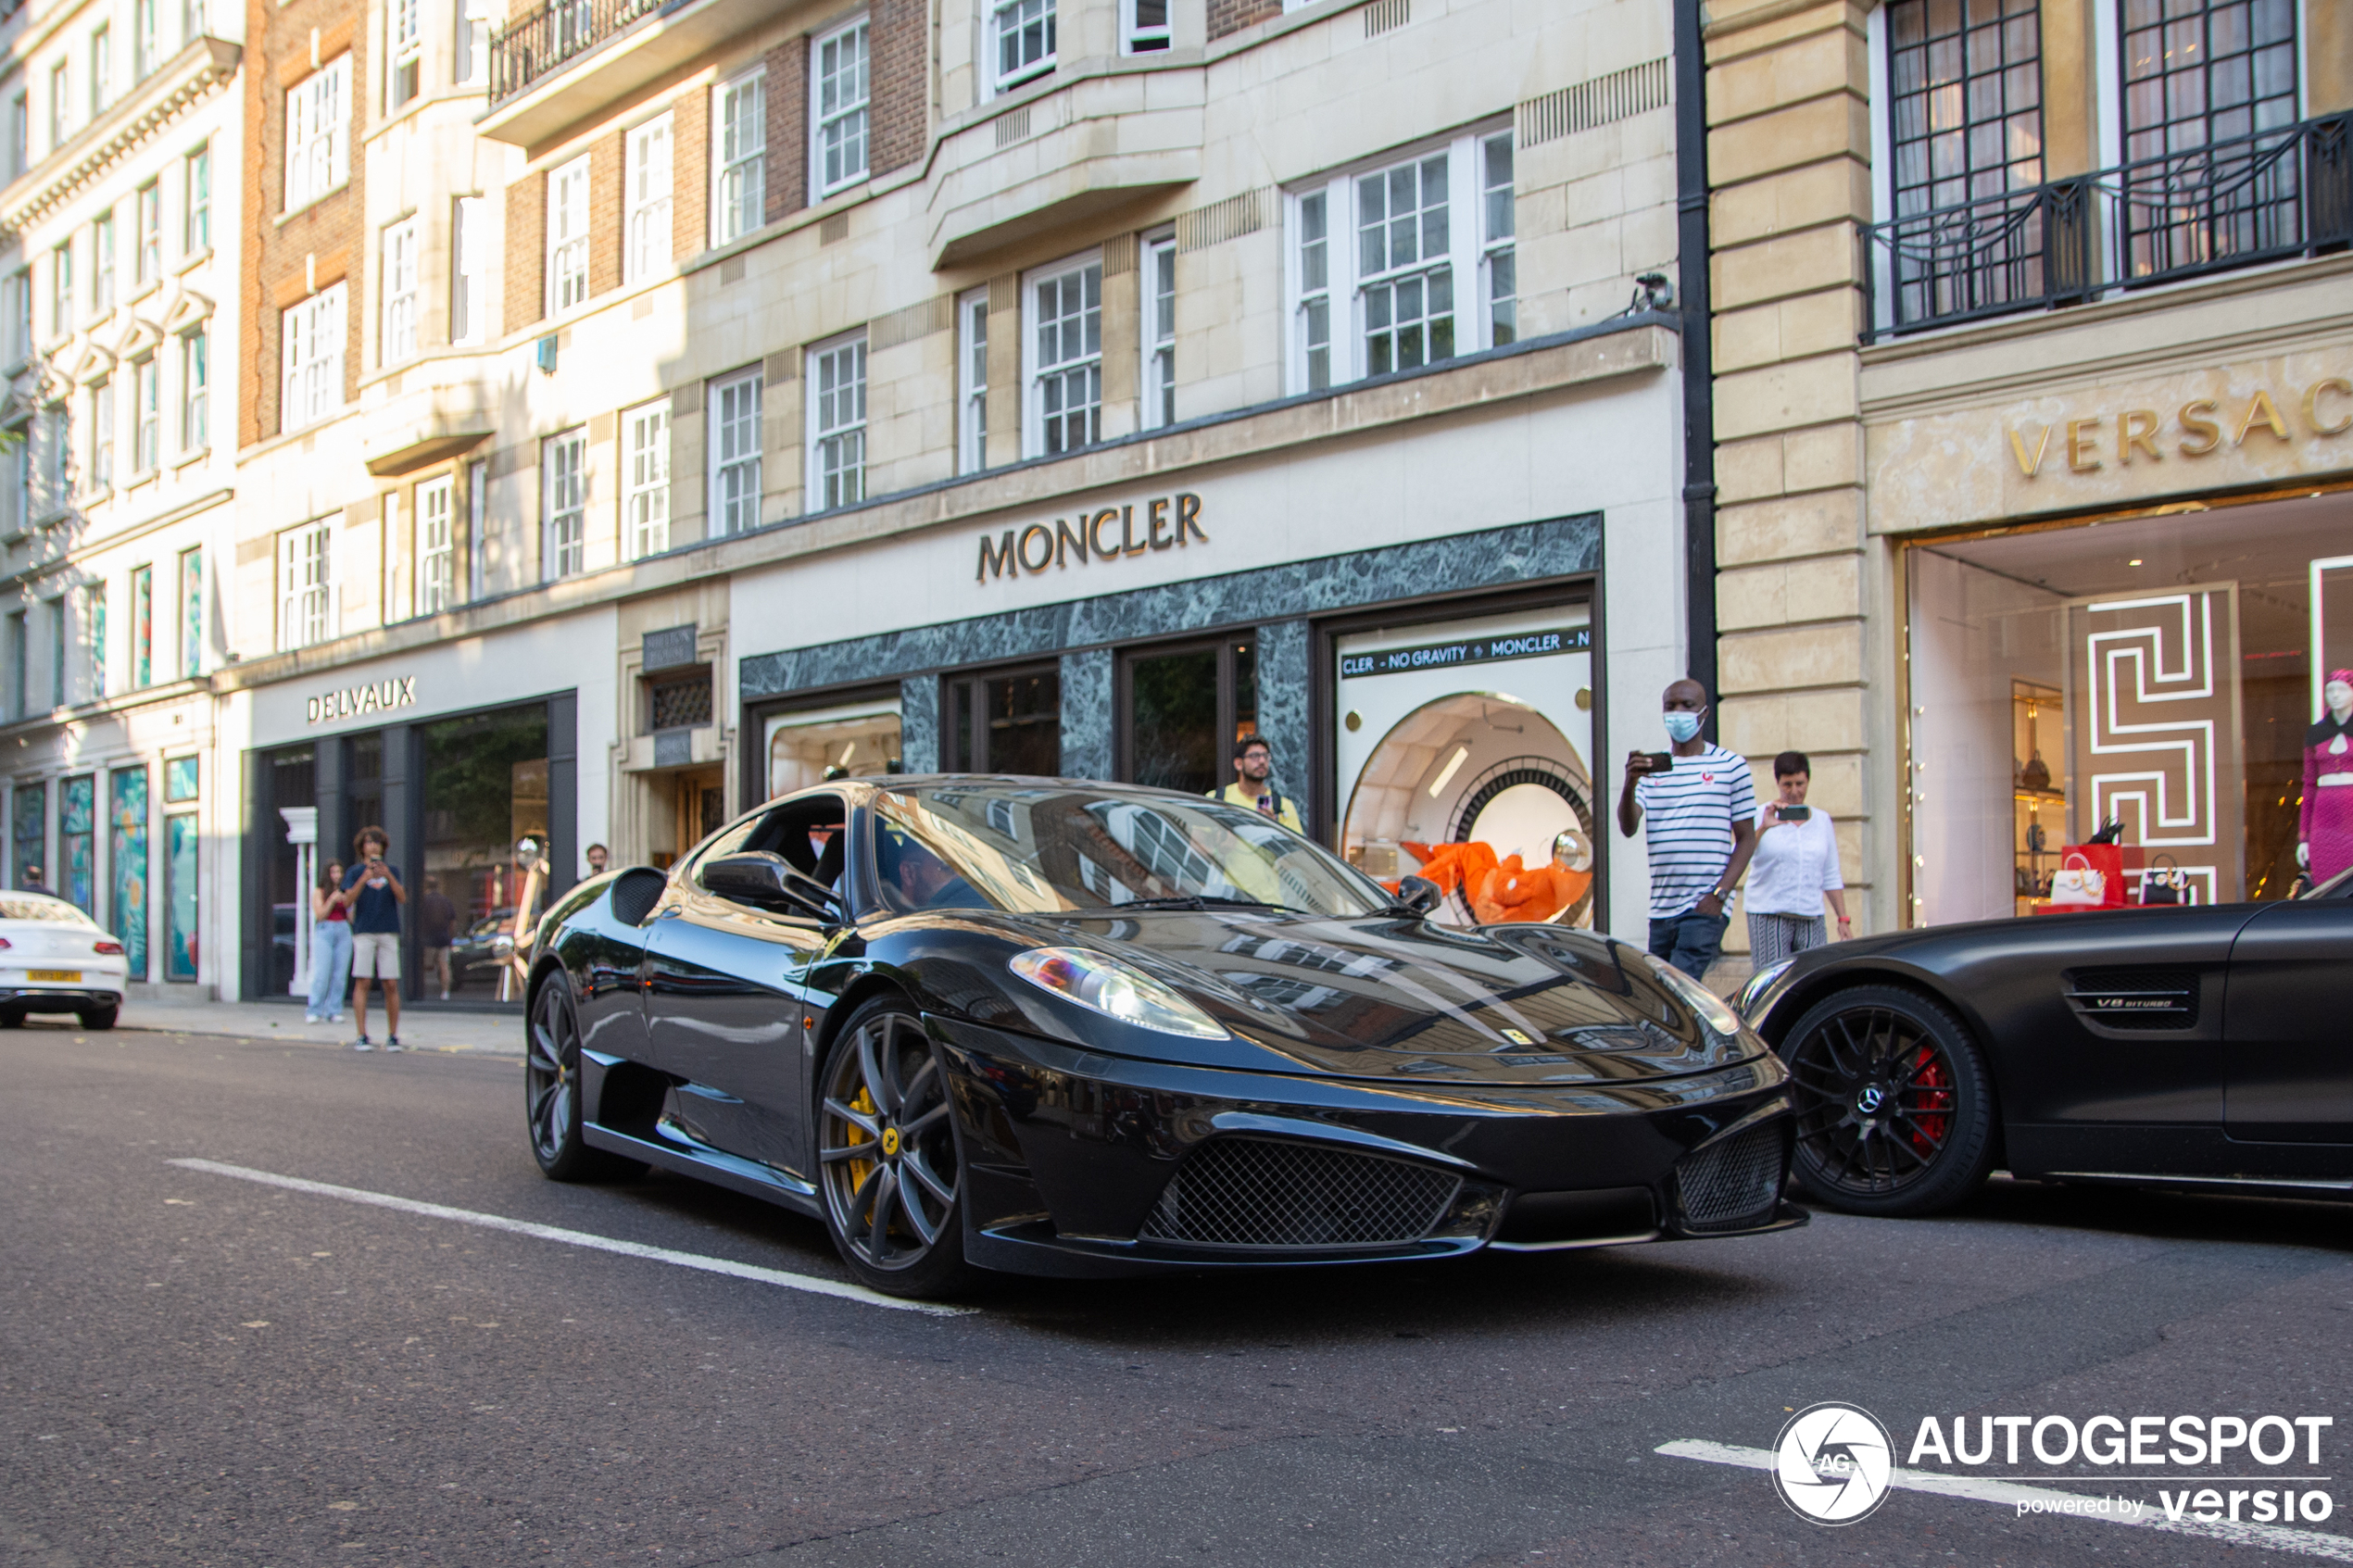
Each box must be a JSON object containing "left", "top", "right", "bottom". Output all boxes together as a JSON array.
[
  {"left": 1735, "top": 868, "right": 2353, "bottom": 1218},
  {"left": 522, "top": 777, "right": 1803, "bottom": 1297}
]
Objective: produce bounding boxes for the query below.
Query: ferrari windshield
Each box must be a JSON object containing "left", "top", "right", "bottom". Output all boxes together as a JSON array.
[{"left": 870, "top": 784, "right": 1392, "bottom": 918}]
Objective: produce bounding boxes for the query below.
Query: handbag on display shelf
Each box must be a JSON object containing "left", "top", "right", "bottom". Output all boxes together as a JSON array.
[
  {"left": 2046, "top": 846, "right": 2125, "bottom": 909},
  {"left": 2141, "top": 853, "right": 2184, "bottom": 906}
]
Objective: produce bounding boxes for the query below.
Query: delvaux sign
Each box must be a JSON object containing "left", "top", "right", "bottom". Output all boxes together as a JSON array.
[
  {"left": 977, "top": 493, "right": 1207, "bottom": 583},
  {"left": 308, "top": 677, "right": 419, "bottom": 725},
  {"left": 2007, "top": 377, "right": 2350, "bottom": 477}
]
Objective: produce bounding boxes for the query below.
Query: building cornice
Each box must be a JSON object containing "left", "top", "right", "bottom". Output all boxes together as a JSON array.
[{"left": 0, "top": 36, "right": 240, "bottom": 241}]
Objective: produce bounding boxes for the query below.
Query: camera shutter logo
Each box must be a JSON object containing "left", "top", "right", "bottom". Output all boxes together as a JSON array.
[{"left": 1772, "top": 1403, "right": 1894, "bottom": 1524}]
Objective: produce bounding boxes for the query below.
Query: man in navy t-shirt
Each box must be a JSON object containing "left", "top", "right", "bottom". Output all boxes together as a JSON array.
[{"left": 343, "top": 826, "right": 408, "bottom": 1050}]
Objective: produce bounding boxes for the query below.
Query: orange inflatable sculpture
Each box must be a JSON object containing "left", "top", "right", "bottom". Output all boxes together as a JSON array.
[{"left": 1390, "top": 841, "right": 1592, "bottom": 926}]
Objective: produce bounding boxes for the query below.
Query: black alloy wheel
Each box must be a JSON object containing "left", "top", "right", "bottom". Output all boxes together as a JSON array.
[
  {"left": 817, "top": 1000, "right": 975, "bottom": 1298},
  {"left": 525, "top": 978, "right": 639, "bottom": 1182},
  {"left": 1780, "top": 984, "right": 1996, "bottom": 1217}
]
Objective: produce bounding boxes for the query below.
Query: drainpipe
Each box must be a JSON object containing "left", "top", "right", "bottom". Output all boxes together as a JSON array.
[{"left": 1673, "top": 0, "right": 1719, "bottom": 734}]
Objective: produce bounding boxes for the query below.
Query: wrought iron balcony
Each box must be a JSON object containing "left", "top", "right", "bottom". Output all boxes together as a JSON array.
[
  {"left": 487, "top": 0, "right": 669, "bottom": 107},
  {"left": 1860, "top": 113, "right": 2351, "bottom": 344}
]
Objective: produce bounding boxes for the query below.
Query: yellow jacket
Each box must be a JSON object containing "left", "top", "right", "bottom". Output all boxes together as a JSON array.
[{"left": 1210, "top": 782, "right": 1303, "bottom": 832}]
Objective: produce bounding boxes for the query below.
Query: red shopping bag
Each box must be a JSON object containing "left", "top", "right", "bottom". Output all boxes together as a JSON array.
[{"left": 2045, "top": 844, "right": 2125, "bottom": 909}]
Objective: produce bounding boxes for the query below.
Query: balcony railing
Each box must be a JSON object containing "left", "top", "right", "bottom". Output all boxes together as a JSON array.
[
  {"left": 1860, "top": 113, "right": 2352, "bottom": 344},
  {"left": 487, "top": 0, "right": 671, "bottom": 107}
]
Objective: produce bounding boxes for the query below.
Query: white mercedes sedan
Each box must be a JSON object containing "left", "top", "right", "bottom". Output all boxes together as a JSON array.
[{"left": 0, "top": 893, "right": 127, "bottom": 1028}]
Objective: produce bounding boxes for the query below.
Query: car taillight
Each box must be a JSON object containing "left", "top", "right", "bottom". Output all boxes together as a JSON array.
[
  {"left": 0, "top": 936, "right": 10, "bottom": 949},
  {"left": 94, "top": 940, "right": 123, "bottom": 955}
]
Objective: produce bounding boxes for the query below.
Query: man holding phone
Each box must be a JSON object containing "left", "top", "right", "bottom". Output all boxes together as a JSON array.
[
  {"left": 343, "top": 826, "right": 408, "bottom": 1051},
  {"left": 1617, "top": 678, "right": 1758, "bottom": 979}
]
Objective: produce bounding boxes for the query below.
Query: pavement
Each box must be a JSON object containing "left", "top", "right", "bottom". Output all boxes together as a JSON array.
[
  {"left": 118, "top": 997, "right": 527, "bottom": 1055},
  {"left": 4, "top": 1023, "right": 2351, "bottom": 1568}
]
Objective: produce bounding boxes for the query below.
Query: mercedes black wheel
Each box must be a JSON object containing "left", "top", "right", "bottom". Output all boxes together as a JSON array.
[
  {"left": 525, "top": 979, "right": 640, "bottom": 1182},
  {"left": 1780, "top": 984, "right": 1996, "bottom": 1216},
  {"left": 816, "top": 1000, "right": 977, "bottom": 1298}
]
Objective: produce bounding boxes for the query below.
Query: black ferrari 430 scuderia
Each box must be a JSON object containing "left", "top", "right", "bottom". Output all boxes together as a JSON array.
[
  {"left": 1737, "top": 867, "right": 2353, "bottom": 1218},
  {"left": 522, "top": 777, "right": 1803, "bottom": 1297}
]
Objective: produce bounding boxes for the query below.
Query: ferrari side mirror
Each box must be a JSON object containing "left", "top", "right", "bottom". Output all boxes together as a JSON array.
[
  {"left": 1393, "top": 875, "right": 1443, "bottom": 916},
  {"left": 701, "top": 852, "right": 845, "bottom": 922}
]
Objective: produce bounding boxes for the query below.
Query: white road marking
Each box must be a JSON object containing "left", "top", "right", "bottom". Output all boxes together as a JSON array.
[
  {"left": 1659, "top": 1439, "right": 2353, "bottom": 1561},
  {"left": 168, "top": 1158, "right": 971, "bottom": 1317}
]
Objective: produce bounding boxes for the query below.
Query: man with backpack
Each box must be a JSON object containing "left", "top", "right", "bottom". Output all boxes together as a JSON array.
[{"left": 1210, "top": 735, "right": 1302, "bottom": 831}]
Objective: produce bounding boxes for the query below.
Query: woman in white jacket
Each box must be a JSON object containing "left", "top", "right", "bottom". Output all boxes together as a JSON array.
[{"left": 1743, "top": 750, "right": 1852, "bottom": 965}]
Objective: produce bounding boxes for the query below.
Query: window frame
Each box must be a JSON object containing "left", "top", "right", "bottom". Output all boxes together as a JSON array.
[
  {"left": 1140, "top": 231, "right": 1176, "bottom": 431},
  {"left": 1022, "top": 251, "right": 1101, "bottom": 459},
  {"left": 1284, "top": 126, "right": 1507, "bottom": 395},
  {"left": 284, "top": 56, "right": 352, "bottom": 214},
  {"left": 176, "top": 545, "right": 200, "bottom": 677},
  {"left": 1121, "top": 0, "right": 1171, "bottom": 55},
  {"left": 92, "top": 208, "right": 114, "bottom": 315},
  {"left": 134, "top": 0, "right": 158, "bottom": 80},
  {"left": 48, "top": 240, "right": 70, "bottom": 337},
  {"left": 811, "top": 17, "right": 870, "bottom": 198},
  {"left": 956, "top": 286, "right": 988, "bottom": 475},
  {"left": 178, "top": 324, "right": 208, "bottom": 451},
  {"left": 542, "top": 426, "right": 587, "bottom": 581},
  {"left": 135, "top": 181, "right": 161, "bottom": 285},
  {"left": 623, "top": 396, "right": 671, "bottom": 559},
  {"left": 450, "top": 194, "right": 485, "bottom": 344},
  {"left": 989, "top": 0, "right": 1056, "bottom": 94},
  {"left": 280, "top": 282, "right": 346, "bottom": 433},
  {"left": 131, "top": 562, "right": 152, "bottom": 687},
  {"left": 807, "top": 331, "right": 867, "bottom": 513},
  {"left": 416, "top": 474, "right": 455, "bottom": 613},
  {"left": 547, "top": 154, "right": 590, "bottom": 314},
  {"left": 624, "top": 113, "right": 673, "bottom": 283},
  {"left": 381, "top": 214, "right": 419, "bottom": 364},
  {"left": 1478, "top": 129, "right": 1516, "bottom": 348},
  {"left": 48, "top": 60, "right": 69, "bottom": 152},
  {"left": 711, "top": 69, "right": 766, "bottom": 247},
  {"left": 132, "top": 355, "right": 157, "bottom": 473},
  {"left": 708, "top": 364, "right": 763, "bottom": 536},
  {"left": 386, "top": 0, "right": 422, "bottom": 111},
  {"left": 182, "top": 143, "right": 210, "bottom": 252},
  {"left": 276, "top": 518, "right": 333, "bottom": 652},
  {"left": 89, "top": 25, "right": 110, "bottom": 116},
  {"left": 89, "top": 374, "right": 113, "bottom": 493}
]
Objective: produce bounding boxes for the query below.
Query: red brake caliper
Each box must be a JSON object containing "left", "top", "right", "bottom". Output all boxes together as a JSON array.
[{"left": 1908, "top": 1047, "right": 1952, "bottom": 1152}]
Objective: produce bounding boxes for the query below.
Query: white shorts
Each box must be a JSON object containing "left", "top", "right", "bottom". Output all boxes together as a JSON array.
[{"left": 352, "top": 932, "right": 401, "bottom": 979}]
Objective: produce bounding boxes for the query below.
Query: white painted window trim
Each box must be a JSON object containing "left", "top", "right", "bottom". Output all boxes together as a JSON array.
[
  {"left": 450, "top": 194, "right": 486, "bottom": 344},
  {"left": 623, "top": 396, "right": 671, "bottom": 559},
  {"left": 1120, "top": 0, "right": 1170, "bottom": 54},
  {"left": 178, "top": 324, "right": 208, "bottom": 452},
  {"left": 417, "top": 474, "right": 455, "bottom": 614},
  {"left": 547, "top": 154, "right": 590, "bottom": 315},
  {"left": 277, "top": 518, "right": 333, "bottom": 652},
  {"left": 625, "top": 113, "right": 673, "bottom": 283},
  {"left": 1020, "top": 247, "right": 1101, "bottom": 460},
  {"left": 542, "top": 426, "right": 586, "bottom": 581},
  {"left": 806, "top": 329, "right": 867, "bottom": 513},
  {"left": 956, "top": 285, "right": 989, "bottom": 474},
  {"left": 1140, "top": 230, "right": 1176, "bottom": 430},
  {"left": 381, "top": 215, "right": 419, "bottom": 364},
  {"left": 707, "top": 365, "right": 763, "bottom": 535},
  {"left": 386, "top": 0, "right": 422, "bottom": 110},
  {"left": 988, "top": 0, "right": 1056, "bottom": 97},
  {"left": 711, "top": 69, "right": 766, "bottom": 247},
  {"left": 284, "top": 56, "right": 351, "bottom": 214},
  {"left": 811, "top": 16, "right": 871, "bottom": 199}
]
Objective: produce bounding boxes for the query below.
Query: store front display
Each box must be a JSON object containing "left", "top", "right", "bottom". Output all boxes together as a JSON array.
[
  {"left": 110, "top": 768, "right": 148, "bottom": 981},
  {"left": 421, "top": 704, "right": 550, "bottom": 1000},
  {"left": 946, "top": 668, "right": 1060, "bottom": 775},
  {"left": 765, "top": 697, "right": 903, "bottom": 797},
  {"left": 1122, "top": 640, "right": 1256, "bottom": 794},
  {"left": 1334, "top": 606, "right": 1597, "bottom": 927},
  {"left": 1906, "top": 492, "right": 2348, "bottom": 922}
]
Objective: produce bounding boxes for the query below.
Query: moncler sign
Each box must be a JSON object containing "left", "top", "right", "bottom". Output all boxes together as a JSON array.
[{"left": 307, "top": 677, "right": 419, "bottom": 724}]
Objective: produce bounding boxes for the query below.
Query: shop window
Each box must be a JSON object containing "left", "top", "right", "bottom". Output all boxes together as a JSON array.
[
  {"left": 945, "top": 667, "right": 1060, "bottom": 775},
  {"left": 957, "top": 288, "right": 988, "bottom": 473},
  {"left": 647, "top": 667, "right": 713, "bottom": 732},
  {"left": 165, "top": 801, "right": 196, "bottom": 980},
  {"left": 1120, "top": 639, "right": 1256, "bottom": 796},
  {"left": 420, "top": 704, "right": 550, "bottom": 1000},
  {"left": 110, "top": 766, "right": 146, "bottom": 979},
  {"left": 1026, "top": 255, "right": 1100, "bottom": 458},
  {"left": 626, "top": 115, "right": 673, "bottom": 282},
  {"left": 11, "top": 779, "right": 43, "bottom": 887},
  {"left": 1884, "top": 0, "right": 2042, "bottom": 220},
  {"left": 812, "top": 18, "right": 868, "bottom": 196},
  {"left": 809, "top": 333, "right": 866, "bottom": 510},
  {"left": 59, "top": 771, "right": 93, "bottom": 914},
  {"left": 1906, "top": 498, "right": 2350, "bottom": 922},
  {"left": 766, "top": 698, "right": 901, "bottom": 796},
  {"left": 1141, "top": 232, "right": 1175, "bottom": 430},
  {"left": 624, "top": 398, "right": 670, "bottom": 558},
  {"left": 261, "top": 746, "right": 313, "bottom": 993}
]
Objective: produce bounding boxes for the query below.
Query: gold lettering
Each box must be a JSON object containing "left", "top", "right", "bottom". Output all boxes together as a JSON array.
[
  {"left": 2235, "top": 389, "right": 2291, "bottom": 445},
  {"left": 1054, "top": 517, "right": 1088, "bottom": 568},
  {"left": 2007, "top": 423, "right": 2051, "bottom": 478},
  {"left": 2067, "top": 418, "right": 2103, "bottom": 472},
  {"left": 1016, "top": 523, "right": 1055, "bottom": 573},
  {"left": 1147, "top": 497, "right": 1173, "bottom": 549},
  {"left": 1176, "top": 492, "right": 1207, "bottom": 543},
  {"left": 2178, "top": 400, "right": 2221, "bottom": 457},
  {"left": 1088, "top": 508, "right": 1120, "bottom": 557},
  {"left": 1121, "top": 504, "right": 1144, "bottom": 557},
  {"left": 2119, "top": 409, "right": 2161, "bottom": 465},
  {"left": 2305, "top": 377, "right": 2353, "bottom": 437},
  {"left": 977, "top": 530, "right": 1018, "bottom": 582}
]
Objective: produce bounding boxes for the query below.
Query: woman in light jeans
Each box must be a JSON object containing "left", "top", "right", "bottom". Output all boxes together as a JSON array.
[
  {"left": 1743, "top": 751, "right": 1852, "bottom": 966},
  {"left": 307, "top": 859, "right": 353, "bottom": 1023}
]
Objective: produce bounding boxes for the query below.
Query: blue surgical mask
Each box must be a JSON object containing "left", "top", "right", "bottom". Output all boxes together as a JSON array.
[{"left": 1664, "top": 709, "right": 1704, "bottom": 744}]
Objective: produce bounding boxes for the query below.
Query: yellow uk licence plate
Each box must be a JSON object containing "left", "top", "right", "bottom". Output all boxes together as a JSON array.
[{"left": 27, "top": 970, "right": 81, "bottom": 982}]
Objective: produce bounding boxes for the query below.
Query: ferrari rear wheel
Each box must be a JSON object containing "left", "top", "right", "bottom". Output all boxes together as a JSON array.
[
  {"left": 1780, "top": 984, "right": 1996, "bottom": 1217},
  {"left": 525, "top": 978, "right": 640, "bottom": 1183},
  {"left": 817, "top": 1000, "right": 976, "bottom": 1298}
]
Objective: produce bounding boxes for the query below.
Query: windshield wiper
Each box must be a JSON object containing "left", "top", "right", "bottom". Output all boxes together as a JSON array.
[{"left": 1113, "top": 894, "right": 1313, "bottom": 915}]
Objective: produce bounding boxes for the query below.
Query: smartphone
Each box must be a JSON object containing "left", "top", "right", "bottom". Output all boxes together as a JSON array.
[
  {"left": 1644, "top": 751, "right": 1676, "bottom": 773},
  {"left": 1778, "top": 804, "right": 1811, "bottom": 822}
]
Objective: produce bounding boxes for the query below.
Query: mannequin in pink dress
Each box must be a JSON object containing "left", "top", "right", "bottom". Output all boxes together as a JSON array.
[{"left": 2300, "top": 671, "right": 2353, "bottom": 884}]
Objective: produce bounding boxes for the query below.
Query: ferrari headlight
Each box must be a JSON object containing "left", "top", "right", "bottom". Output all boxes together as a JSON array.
[
  {"left": 1642, "top": 952, "right": 1743, "bottom": 1038},
  {"left": 1009, "top": 947, "right": 1227, "bottom": 1039},
  {"left": 1736, "top": 958, "right": 1795, "bottom": 1023}
]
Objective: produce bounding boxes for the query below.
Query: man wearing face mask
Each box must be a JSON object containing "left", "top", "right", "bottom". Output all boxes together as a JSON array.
[{"left": 1617, "top": 677, "right": 1759, "bottom": 979}]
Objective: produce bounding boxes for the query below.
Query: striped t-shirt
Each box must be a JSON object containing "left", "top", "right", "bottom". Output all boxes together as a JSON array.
[{"left": 1634, "top": 744, "right": 1756, "bottom": 918}]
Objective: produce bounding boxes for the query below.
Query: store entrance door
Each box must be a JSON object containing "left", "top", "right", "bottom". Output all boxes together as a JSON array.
[{"left": 1336, "top": 607, "right": 1596, "bottom": 928}]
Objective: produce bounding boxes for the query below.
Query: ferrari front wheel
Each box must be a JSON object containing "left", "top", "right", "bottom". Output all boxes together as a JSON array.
[
  {"left": 817, "top": 1000, "right": 976, "bottom": 1298},
  {"left": 525, "top": 978, "right": 640, "bottom": 1183},
  {"left": 1780, "top": 984, "right": 1996, "bottom": 1216}
]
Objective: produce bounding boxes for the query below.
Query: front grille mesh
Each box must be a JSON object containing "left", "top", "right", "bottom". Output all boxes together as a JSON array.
[
  {"left": 1139, "top": 1137, "right": 1461, "bottom": 1250},
  {"left": 1675, "top": 1123, "right": 1786, "bottom": 1232}
]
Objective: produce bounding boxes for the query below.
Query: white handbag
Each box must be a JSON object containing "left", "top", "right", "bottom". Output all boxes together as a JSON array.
[{"left": 2047, "top": 850, "right": 2106, "bottom": 908}]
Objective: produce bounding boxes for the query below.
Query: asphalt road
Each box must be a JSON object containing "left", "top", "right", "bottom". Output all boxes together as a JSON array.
[{"left": 4, "top": 1023, "right": 2350, "bottom": 1568}]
